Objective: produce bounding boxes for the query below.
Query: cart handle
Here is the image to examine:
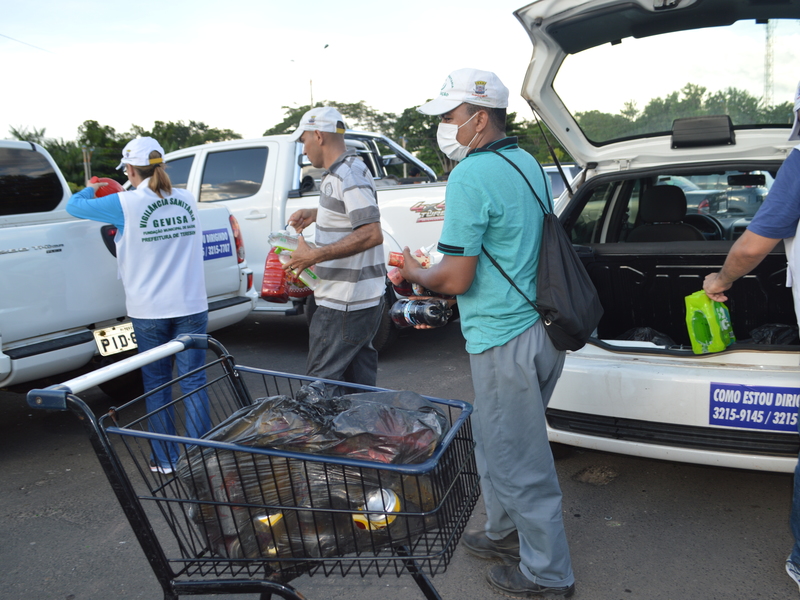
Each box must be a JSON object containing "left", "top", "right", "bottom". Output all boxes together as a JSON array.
[{"left": 27, "top": 334, "right": 210, "bottom": 410}]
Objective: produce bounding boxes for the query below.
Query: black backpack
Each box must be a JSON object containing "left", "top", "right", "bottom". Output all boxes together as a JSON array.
[{"left": 482, "top": 151, "right": 603, "bottom": 351}]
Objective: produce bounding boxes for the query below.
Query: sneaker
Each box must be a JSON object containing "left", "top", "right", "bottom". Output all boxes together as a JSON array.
[
  {"left": 149, "top": 460, "right": 174, "bottom": 475},
  {"left": 787, "top": 557, "right": 800, "bottom": 592},
  {"left": 462, "top": 529, "right": 520, "bottom": 561},
  {"left": 486, "top": 564, "right": 575, "bottom": 598}
]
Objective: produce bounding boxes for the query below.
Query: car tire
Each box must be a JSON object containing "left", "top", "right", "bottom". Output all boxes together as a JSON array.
[
  {"left": 373, "top": 292, "right": 399, "bottom": 354},
  {"left": 95, "top": 351, "right": 144, "bottom": 402},
  {"left": 304, "top": 294, "right": 317, "bottom": 328}
]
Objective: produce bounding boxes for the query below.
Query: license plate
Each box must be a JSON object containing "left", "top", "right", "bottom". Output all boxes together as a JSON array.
[{"left": 93, "top": 322, "right": 138, "bottom": 356}]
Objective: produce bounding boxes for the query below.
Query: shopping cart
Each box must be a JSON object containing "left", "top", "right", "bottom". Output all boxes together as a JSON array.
[{"left": 27, "top": 335, "right": 479, "bottom": 600}]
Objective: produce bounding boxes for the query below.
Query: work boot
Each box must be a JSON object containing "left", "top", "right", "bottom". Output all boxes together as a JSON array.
[
  {"left": 461, "top": 529, "right": 520, "bottom": 561},
  {"left": 486, "top": 563, "right": 575, "bottom": 598}
]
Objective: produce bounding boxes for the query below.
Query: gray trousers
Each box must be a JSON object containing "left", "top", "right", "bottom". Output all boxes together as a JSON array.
[
  {"left": 469, "top": 319, "right": 574, "bottom": 587},
  {"left": 306, "top": 301, "right": 383, "bottom": 388}
]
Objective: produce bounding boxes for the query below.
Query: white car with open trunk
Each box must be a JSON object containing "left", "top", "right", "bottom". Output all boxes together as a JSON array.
[{"left": 515, "top": 0, "right": 800, "bottom": 472}]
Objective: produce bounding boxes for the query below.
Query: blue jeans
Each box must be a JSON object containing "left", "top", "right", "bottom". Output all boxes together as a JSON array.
[
  {"left": 131, "top": 312, "right": 211, "bottom": 469},
  {"left": 469, "top": 319, "right": 574, "bottom": 588},
  {"left": 306, "top": 301, "right": 383, "bottom": 390}
]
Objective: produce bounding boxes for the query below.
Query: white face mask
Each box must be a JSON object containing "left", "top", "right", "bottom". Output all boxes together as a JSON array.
[{"left": 436, "top": 112, "right": 479, "bottom": 162}]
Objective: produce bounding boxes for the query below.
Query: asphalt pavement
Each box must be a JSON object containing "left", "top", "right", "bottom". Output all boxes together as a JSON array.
[{"left": 0, "top": 313, "right": 797, "bottom": 600}]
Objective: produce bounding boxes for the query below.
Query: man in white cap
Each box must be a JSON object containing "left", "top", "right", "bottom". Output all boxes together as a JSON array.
[
  {"left": 284, "top": 107, "right": 386, "bottom": 388},
  {"left": 397, "top": 68, "right": 575, "bottom": 598},
  {"left": 704, "top": 82, "right": 800, "bottom": 592}
]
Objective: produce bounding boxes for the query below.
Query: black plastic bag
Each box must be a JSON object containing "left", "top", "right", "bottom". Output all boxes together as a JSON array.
[
  {"left": 176, "top": 385, "right": 449, "bottom": 562},
  {"left": 619, "top": 327, "right": 675, "bottom": 347},
  {"left": 198, "top": 385, "right": 449, "bottom": 464},
  {"left": 749, "top": 324, "right": 799, "bottom": 345}
]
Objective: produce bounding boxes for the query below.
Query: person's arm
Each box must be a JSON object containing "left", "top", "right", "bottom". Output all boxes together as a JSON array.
[
  {"left": 398, "top": 249, "right": 478, "bottom": 296},
  {"left": 703, "top": 229, "right": 780, "bottom": 301},
  {"left": 66, "top": 184, "right": 124, "bottom": 228},
  {"left": 287, "top": 208, "right": 318, "bottom": 233},
  {"left": 286, "top": 221, "right": 383, "bottom": 273}
]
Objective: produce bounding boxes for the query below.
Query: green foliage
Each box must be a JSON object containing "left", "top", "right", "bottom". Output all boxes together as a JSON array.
[
  {"left": 392, "top": 105, "right": 451, "bottom": 174},
  {"left": 11, "top": 83, "right": 794, "bottom": 186},
  {"left": 8, "top": 125, "right": 48, "bottom": 145},
  {"left": 131, "top": 120, "right": 241, "bottom": 153},
  {"left": 8, "top": 120, "right": 242, "bottom": 188},
  {"left": 76, "top": 120, "right": 125, "bottom": 181},
  {"left": 511, "top": 113, "right": 573, "bottom": 165},
  {"left": 263, "top": 100, "right": 397, "bottom": 136},
  {"left": 263, "top": 105, "right": 316, "bottom": 136},
  {"left": 576, "top": 83, "right": 793, "bottom": 142},
  {"left": 10, "top": 126, "right": 87, "bottom": 186}
]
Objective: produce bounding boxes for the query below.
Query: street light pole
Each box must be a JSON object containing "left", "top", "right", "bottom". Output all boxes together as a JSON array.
[{"left": 81, "top": 146, "right": 93, "bottom": 184}]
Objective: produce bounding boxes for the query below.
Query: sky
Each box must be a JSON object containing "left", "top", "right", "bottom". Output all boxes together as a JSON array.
[
  {"left": 1, "top": 0, "right": 538, "bottom": 142},
  {"left": 3, "top": 1, "right": 798, "bottom": 144}
]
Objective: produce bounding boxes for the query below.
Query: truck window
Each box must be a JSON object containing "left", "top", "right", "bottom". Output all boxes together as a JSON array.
[
  {"left": 0, "top": 147, "right": 63, "bottom": 216},
  {"left": 165, "top": 156, "right": 194, "bottom": 189},
  {"left": 198, "top": 147, "right": 268, "bottom": 202}
]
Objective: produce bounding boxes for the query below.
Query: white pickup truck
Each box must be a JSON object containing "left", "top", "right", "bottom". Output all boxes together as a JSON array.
[
  {"left": 162, "top": 131, "right": 449, "bottom": 348},
  {"left": 0, "top": 140, "right": 258, "bottom": 391}
]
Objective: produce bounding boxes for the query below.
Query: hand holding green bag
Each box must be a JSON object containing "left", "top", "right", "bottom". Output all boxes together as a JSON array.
[{"left": 685, "top": 290, "right": 736, "bottom": 354}]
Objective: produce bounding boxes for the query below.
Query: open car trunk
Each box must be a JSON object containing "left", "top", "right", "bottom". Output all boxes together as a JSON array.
[
  {"left": 561, "top": 159, "right": 798, "bottom": 353},
  {"left": 586, "top": 241, "right": 796, "bottom": 350}
]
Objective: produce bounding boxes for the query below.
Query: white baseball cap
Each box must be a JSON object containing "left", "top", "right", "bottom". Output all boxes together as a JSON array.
[
  {"left": 417, "top": 68, "right": 509, "bottom": 116},
  {"left": 289, "top": 107, "right": 347, "bottom": 142},
  {"left": 116, "top": 137, "right": 165, "bottom": 170},
  {"left": 789, "top": 80, "right": 800, "bottom": 141}
]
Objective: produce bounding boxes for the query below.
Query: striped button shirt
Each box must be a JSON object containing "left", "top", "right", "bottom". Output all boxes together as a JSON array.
[{"left": 313, "top": 150, "right": 386, "bottom": 310}]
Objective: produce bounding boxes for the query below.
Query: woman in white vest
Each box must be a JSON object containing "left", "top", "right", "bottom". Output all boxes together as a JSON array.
[{"left": 67, "top": 137, "right": 210, "bottom": 475}]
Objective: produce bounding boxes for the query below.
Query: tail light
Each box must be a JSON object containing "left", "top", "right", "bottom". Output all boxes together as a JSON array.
[
  {"left": 229, "top": 215, "right": 245, "bottom": 264},
  {"left": 246, "top": 272, "right": 253, "bottom": 291},
  {"left": 100, "top": 225, "right": 118, "bottom": 257}
]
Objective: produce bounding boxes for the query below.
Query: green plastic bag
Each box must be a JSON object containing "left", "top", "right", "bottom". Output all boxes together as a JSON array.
[{"left": 685, "top": 290, "right": 736, "bottom": 354}]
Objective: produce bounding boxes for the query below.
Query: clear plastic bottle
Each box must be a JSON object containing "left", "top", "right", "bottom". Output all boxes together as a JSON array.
[
  {"left": 267, "top": 229, "right": 320, "bottom": 290},
  {"left": 389, "top": 298, "right": 453, "bottom": 328}
]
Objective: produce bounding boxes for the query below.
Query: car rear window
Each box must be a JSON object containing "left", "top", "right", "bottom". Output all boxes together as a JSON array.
[
  {"left": 198, "top": 147, "right": 268, "bottom": 202},
  {"left": 165, "top": 155, "right": 194, "bottom": 190},
  {"left": 554, "top": 19, "right": 797, "bottom": 145},
  {"left": 0, "top": 146, "right": 63, "bottom": 216}
]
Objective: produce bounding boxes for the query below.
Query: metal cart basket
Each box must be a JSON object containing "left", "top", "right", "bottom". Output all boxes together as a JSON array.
[{"left": 27, "top": 335, "right": 479, "bottom": 600}]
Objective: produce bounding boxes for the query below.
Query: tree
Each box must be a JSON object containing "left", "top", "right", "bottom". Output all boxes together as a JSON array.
[
  {"left": 511, "top": 114, "right": 573, "bottom": 165},
  {"left": 8, "top": 125, "right": 48, "bottom": 145},
  {"left": 263, "top": 105, "right": 315, "bottom": 136},
  {"left": 46, "top": 139, "right": 84, "bottom": 192},
  {"left": 574, "top": 109, "right": 638, "bottom": 142},
  {"left": 263, "top": 101, "right": 396, "bottom": 137},
  {"left": 130, "top": 120, "right": 241, "bottom": 153},
  {"left": 328, "top": 101, "right": 396, "bottom": 134},
  {"left": 8, "top": 126, "right": 85, "bottom": 191},
  {"left": 576, "top": 83, "right": 793, "bottom": 143}
]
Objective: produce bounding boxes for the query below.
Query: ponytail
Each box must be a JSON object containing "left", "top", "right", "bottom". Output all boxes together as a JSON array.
[{"left": 132, "top": 150, "right": 172, "bottom": 198}]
